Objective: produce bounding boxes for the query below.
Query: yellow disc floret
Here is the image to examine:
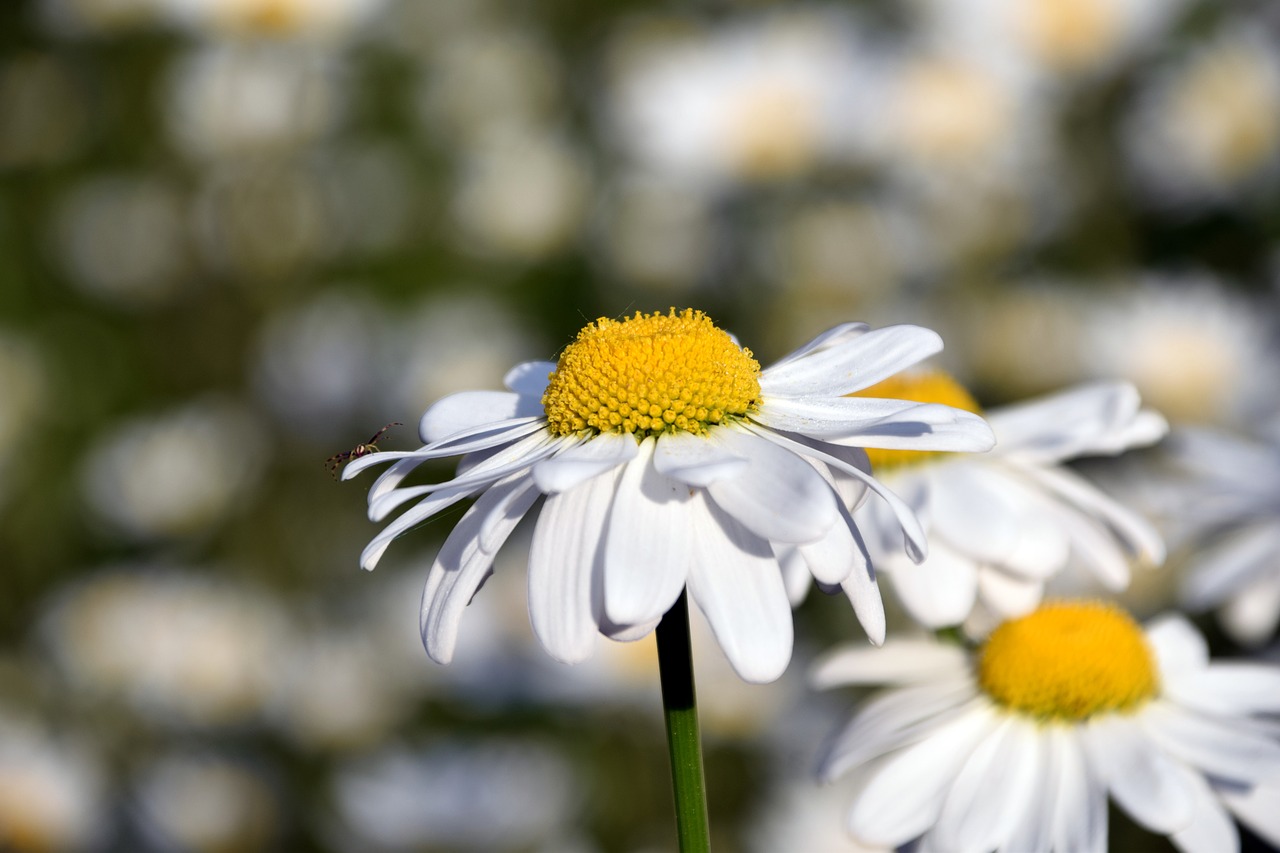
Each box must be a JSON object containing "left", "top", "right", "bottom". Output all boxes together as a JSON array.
[
  {"left": 850, "top": 369, "right": 983, "bottom": 471},
  {"left": 542, "top": 309, "right": 762, "bottom": 438},
  {"left": 978, "top": 601, "right": 1160, "bottom": 722}
]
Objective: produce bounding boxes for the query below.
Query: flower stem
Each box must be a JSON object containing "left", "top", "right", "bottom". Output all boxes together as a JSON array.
[{"left": 656, "top": 589, "right": 711, "bottom": 853}]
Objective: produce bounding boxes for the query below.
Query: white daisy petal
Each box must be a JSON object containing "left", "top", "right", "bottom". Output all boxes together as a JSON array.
[
  {"left": 769, "top": 321, "right": 870, "bottom": 367},
  {"left": 887, "top": 542, "right": 978, "bottom": 629},
  {"left": 1048, "top": 727, "right": 1108, "bottom": 853},
  {"left": 811, "top": 641, "right": 969, "bottom": 689},
  {"left": 840, "top": 537, "right": 885, "bottom": 644},
  {"left": 775, "top": 544, "right": 811, "bottom": 606},
  {"left": 1084, "top": 715, "right": 1198, "bottom": 834},
  {"left": 602, "top": 438, "right": 692, "bottom": 626},
  {"left": 531, "top": 431, "right": 637, "bottom": 494},
  {"left": 976, "top": 567, "right": 1045, "bottom": 621},
  {"left": 935, "top": 717, "right": 1042, "bottom": 852},
  {"left": 418, "top": 390, "right": 544, "bottom": 443},
  {"left": 753, "top": 425, "right": 929, "bottom": 562},
  {"left": 1219, "top": 574, "right": 1280, "bottom": 646},
  {"left": 795, "top": 499, "right": 865, "bottom": 587},
  {"left": 1170, "top": 770, "right": 1240, "bottom": 853},
  {"left": 818, "top": 684, "right": 981, "bottom": 782},
  {"left": 687, "top": 495, "right": 793, "bottom": 683},
  {"left": 760, "top": 324, "right": 943, "bottom": 398},
  {"left": 1180, "top": 524, "right": 1280, "bottom": 610},
  {"left": 419, "top": 475, "right": 540, "bottom": 664},
  {"left": 527, "top": 467, "right": 620, "bottom": 663},
  {"left": 705, "top": 427, "right": 837, "bottom": 545},
  {"left": 752, "top": 397, "right": 994, "bottom": 452},
  {"left": 1141, "top": 703, "right": 1280, "bottom": 786},
  {"left": 502, "top": 360, "right": 557, "bottom": 396},
  {"left": 988, "top": 382, "right": 1152, "bottom": 462},
  {"left": 848, "top": 705, "right": 998, "bottom": 848},
  {"left": 1147, "top": 613, "right": 1211, "bottom": 676},
  {"left": 1163, "top": 664, "right": 1280, "bottom": 716},
  {"left": 651, "top": 429, "right": 749, "bottom": 486},
  {"left": 1221, "top": 781, "right": 1280, "bottom": 849},
  {"left": 348, "top": 416, "right": 544, "bottom": 483}
]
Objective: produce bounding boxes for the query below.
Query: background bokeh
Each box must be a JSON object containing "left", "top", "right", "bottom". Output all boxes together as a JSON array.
[{"left": 2, "top": 0, "right": 1279, "bottom": 850}]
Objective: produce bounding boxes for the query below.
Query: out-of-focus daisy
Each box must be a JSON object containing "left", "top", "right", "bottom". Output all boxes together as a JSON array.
[
  {"left": 133, "top": 752, "right": 278, "bottom": 851},
  {"left": 1166, "top": 428, "right": 1280, "bottom": 646},
  {"left": 606, "top": 14, "right": 871, "bottom": 185},
  {"left": 345, "top": 310, "right": 994, "bottom": 683},
  {"left": 813, "top": 601, "right": 1280, "bottom": 852},
  {"left": 41, "top": 569, "right": 288, "bottom": 727},
  {"left": 1081, "top": 278, "right": 1279, "bottom": 428},
  {"left": 80, "top": 399, "right": 265, "bottom": 541},
  {"left": 0, "top": 716, "right": 107, "bottom": 853},
  {"left": 164, "top": 0, "right": 383, "bottom": 40},
  {"left": 328, "top": 740, "right": 581, "bottom": 851},
  {"left": 1124, "top": 28, "right": 1280, "bottom": 207},
  {"left": 163, "top": 44, "right": 344, "bottom": 161},
  {"left": 848, "top": 371, "right": 1166, "bottom": 632},
  {"left": 916, "top": 0, "right": 1186, "bottom": 79}
]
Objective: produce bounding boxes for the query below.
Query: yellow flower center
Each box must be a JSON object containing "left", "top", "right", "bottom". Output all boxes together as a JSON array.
[
  {"left": 850, "top": 369, "right": 982, "bottom": 471},
  {"left": 978, "top": 601, "right": 1160, "bottom": 721},
  {"left": 542, "top": 309, "right": 762, "bottom": 438}
]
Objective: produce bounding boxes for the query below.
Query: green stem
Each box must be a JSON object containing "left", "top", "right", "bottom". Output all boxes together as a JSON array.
[{"left": 655, "top": 589, "right": 711, "bottom": 853}]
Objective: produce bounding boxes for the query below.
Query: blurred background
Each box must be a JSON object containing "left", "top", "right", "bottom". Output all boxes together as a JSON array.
[{"left": 2, "top": 0, "right": 1279, "bottom": 850}]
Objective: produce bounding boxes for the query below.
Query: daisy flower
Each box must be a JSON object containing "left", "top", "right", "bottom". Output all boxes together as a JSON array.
[
  {"left": 846, "top": 370, "right": 1166, "bottom": 632},
  {"left": 813, "top": 601, "right": 1280, "bottom": 852},
  {"left": 344, "top": 310, "right": 994, "bottom": 683}
]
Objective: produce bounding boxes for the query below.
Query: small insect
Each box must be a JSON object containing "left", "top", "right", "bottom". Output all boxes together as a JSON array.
[{"left": 325, "top": 422, "right": 402, "bottom": 479}]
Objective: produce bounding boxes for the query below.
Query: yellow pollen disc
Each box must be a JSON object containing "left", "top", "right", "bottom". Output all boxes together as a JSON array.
[
  {"left": 542, "top": 309, "right": 762, "bottom": 438},
  {"left": 849, "top": 369, "right": 982, "bottom": 471},
  {"left": 978, "top": 601, "right": 1160, "bottom": 722}
]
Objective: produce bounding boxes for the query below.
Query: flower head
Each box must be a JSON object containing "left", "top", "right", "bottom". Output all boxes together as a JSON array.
[
  {"left": 813, "top": 601, "right": 1280, "bottom": 851},
  {"left": 850, "top": 372, "right": 1166, "bottom": 632},
  {"left": 345, "top": 311, "right": 994, "bottom": 682}
]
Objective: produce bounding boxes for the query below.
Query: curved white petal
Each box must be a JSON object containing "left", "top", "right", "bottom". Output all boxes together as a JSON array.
[
  {"left": 527, "top": 466, "right": 621, "bottom": 663},
  {"left": 1181, "top": 523, "right": 1280, "bottom": 610},
  {"left": 1084, "top": 715, "right": 1198, "bottom": 834},
  {"left": 503, "top": 360, "right": 557, "bottom": 396},
  {"left": 840, "top": 530, "right": 885, "bottom": 644},
  {"left": 887, "top": 542, "right": 978, "bottom": 629},
  {"left": 760, "top": 324, "right": 943, "bottom": 398},
  {"left": 651, "top": 430, "right": 749, "bottom": 487},
  {"left": 818, "top": 683, "right": 980, "bottom": 782},
  {"left": 531, "top": 431, "right": 637, "bottom": 494},
  {"left": 602, "top": 439, "right": 693, "bottom": 626},
  {"left": 847, "top": 704, "right": 998, "bottom": 848},
  {"left": 348, "top": 416, "right": 544, "bottom": 485},
  {"left": 810, "top": 640, "right": 969, "bottom": 689},
  {"left": 1219, "top": 574, "right": 1280, "bottom": 646},
  {"left": 754, "top": 397, "right": 995, "bottom": 453},
  {"left": 751, "top": 425, "right": 930, "bottom": 562},
  {"left": 705, "top": 427, "right": 837, "bottom": 545},
  {"left": 1141, "top": 702, "right": 1280, "bottom": 786},
  {"left": 1047, "top": 727, "right": 1108, "bottom": 853},
  {"left": 419, "top": 390, "right": 544, "bottom": 443},
  {"left": 419, "top": 475, "right": 540, "bottom": 664},
  {"left": 988, "top": 382, "right": 1163, "bottom": 462},
  {"left": 935, "top": 717, "right": 1042, "bottom": 852},
  {"left": 1163, "top": 664, "right": 1280, "bottom": 716},
  {"left": 976, "top": 566, "right": 1045, "bottom": 620},
  {"left": 768, "top": 321, "right": 870, "bottom": 368},
  {"left": 1171, "top": 770, "right": 1239, "bottom": 853},
  {"left": 1147, "top": 614, "right": 1211, "bottom": 677},
  {"left": 1222, "top": 781, "right": 1280, "bottom": 849},
  {"left": 687, "top": 495, "right": 793, "bottom": 683}
]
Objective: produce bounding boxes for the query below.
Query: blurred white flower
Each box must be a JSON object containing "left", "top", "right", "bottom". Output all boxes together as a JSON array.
[
  {"left": 329, "top": 740, "right": 581, "bottom": 851},
  {"left": 163, "top": 0, "right": 384, "bottom": 40},
  {"left": 133, "top": 752, "right": 278, "bottom": 852},
  {"left": 607, "top": 13, "right": 871, "bottom": 185},
  {"left": 52, "top": 174, "right": 190, "bottom": 307},
  {"left": 451, "top": 125, "right": 589, "bottom": 260},
  {"left": 814, "top": 603, "right": 1280, "bottom": 852},
  {"left": 0, "top": 716, "right": 107, "bottom": 853},
  {"left": 1124, "top": 28, "right": 1280, "bottom": 206},
  {"left": 1166, "top": 428, "right": 1280, "bottom": 646},
  {"left": 387, "top": 292, "right": 547, "bottom": 417},
  {"left": 1081, "top": 278, "right": 1279, "bottom": 428},
  {"left": 846, "top": 372, "right": 1165, "bottom": 634},
  {"left": 915, "top": 0, "right": 1187, "bottom": 79},
  {"left": 42, "top": 569, "right": 288, "bottom": 726},
  {"left": 80, "top": 399, "right": 266, "bottom": 540},
  {"left": 163, "top": 43, "right": 344, "bottom": 160},
  {"left": 750, "top": 778, "right": 889, "bottom": 853},
  {"left": 252, "top": 289, "right": 393, "bottom": 442}
]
